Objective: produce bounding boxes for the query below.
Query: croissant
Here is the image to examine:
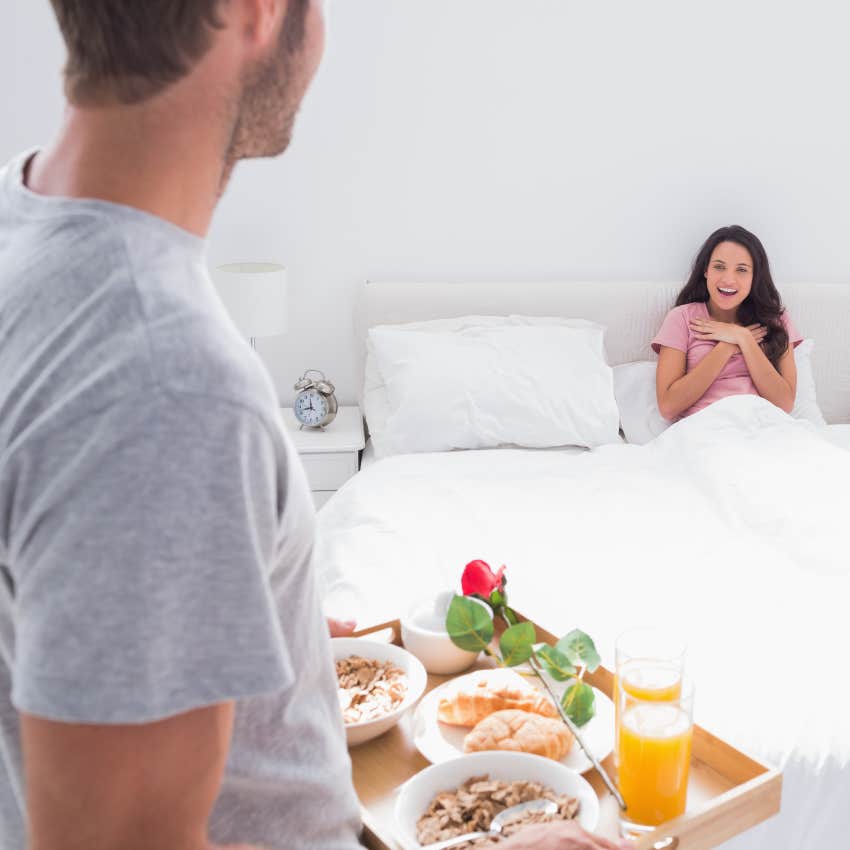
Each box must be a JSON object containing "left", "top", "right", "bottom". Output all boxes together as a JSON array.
[
  {"left": 463, "top": 709, "right": 574, "bottom": 761},
  {"left": 437, "top": 679, "right": 558, "bottom": 727}
]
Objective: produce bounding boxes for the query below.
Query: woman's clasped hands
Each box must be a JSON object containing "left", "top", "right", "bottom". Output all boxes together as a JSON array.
[{"left": 689, "top": 317, "right": 767, "bottom": 351}]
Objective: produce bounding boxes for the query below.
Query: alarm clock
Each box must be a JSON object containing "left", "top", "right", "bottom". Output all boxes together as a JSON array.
[{"left": 293, "top": 369, "right": 338, "bottom": 429}]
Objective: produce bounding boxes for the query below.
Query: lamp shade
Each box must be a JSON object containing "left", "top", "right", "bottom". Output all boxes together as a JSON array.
[{"left": 213, "top": 262, "right": 288, "bottom": 340}]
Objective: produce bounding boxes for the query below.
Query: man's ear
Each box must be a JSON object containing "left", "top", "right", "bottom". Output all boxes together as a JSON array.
[{"left": 240, "top": 0, "right": 286, "bottom": 49}]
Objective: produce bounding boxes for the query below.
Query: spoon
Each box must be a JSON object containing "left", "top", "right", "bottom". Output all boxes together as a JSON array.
[{"left": 423, "top": 798, "right": 558, "bottom": 850}]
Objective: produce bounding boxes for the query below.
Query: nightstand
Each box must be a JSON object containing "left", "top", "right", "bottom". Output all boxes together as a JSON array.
[{"left": 283, "top": 405, "right": 366, "bottom": 508}]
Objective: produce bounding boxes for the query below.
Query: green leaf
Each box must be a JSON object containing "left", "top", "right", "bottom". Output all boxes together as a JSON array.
[
  {"left": 561, "top": 680, "right": 596, "bottom": 727},
  {"left": 556, "top": 629, "right": 601, "bottom": 672},
  {"left": 499, "top": 622, "right": 535, "bottom": 667},
  {"left": 534, "top": 645, "right": 577, "bottom": 681},
  {"left": 502, "top": 606, "right": 519, "bottom": 626},
  {"left": 445, "top": 595, "right": 494, "bottom": 653}
]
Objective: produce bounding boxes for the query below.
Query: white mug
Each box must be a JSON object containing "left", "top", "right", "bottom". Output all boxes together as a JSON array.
[{"left": 400, "top": 590, "right": 488, "bottom": 675}]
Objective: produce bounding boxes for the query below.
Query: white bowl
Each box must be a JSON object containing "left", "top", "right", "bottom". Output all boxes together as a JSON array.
[
  {"left": 332, "top": 637, "right": 427, "bottom": 747},
  {"left": 400, "top": 591, "right": 485, "bottom": 675},
  {"left": 394, "top": 751, "right": 600, "bottom": 850}
]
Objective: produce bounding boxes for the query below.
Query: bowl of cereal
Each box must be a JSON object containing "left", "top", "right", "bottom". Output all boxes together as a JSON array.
[
  {"left": 394, "top": 751, "right": 599, "bottom": 850},
  {"left": 333, "top": 638, "right": 428, "bottom": 747}
]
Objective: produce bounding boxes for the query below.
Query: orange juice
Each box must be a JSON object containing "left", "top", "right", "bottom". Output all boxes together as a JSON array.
[
  {"left": 621, "top": 663, "right": 682, "bottom": 701},
  {"left": 614, "top": 629, "right": 687, "bottom": 708},
  {"left": 614, "top": 662, "right": 682, "bottom": 737},
  {"left": 618, "top": 701, "right": 693, "bottom": 827}
]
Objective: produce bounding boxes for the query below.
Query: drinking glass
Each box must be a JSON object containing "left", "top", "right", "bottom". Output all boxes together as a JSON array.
[
  {"left": 617, "top": 676, "right": 695, "bottom": 837},
  {"left": 614, "top": 627, "right": 686, "bottom": 716}
]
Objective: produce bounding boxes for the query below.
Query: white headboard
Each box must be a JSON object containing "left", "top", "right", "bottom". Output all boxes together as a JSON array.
[{"left": 355, "top": 281, "right": 850, "bottom": 424}]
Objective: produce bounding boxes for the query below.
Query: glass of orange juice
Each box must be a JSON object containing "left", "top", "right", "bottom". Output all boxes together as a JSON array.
[
  {"left": 614, "top": 628, "right": 686, "bottom": 733},
  {"left": 617, "top": 676, "right": 694, "bottom": 838}
]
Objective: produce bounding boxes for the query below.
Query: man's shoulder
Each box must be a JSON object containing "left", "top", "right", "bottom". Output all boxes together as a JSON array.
[
  {"left": 0, "top": 198, "right": 280, "bottom": 451},
  {"left": 99, "top": 211, "right": 280, "bottom": 420},
  {"left": 64, "top": 206, "right": 281, "bottom": 426}
]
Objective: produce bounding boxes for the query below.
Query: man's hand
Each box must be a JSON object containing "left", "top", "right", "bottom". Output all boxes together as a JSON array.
[
  {"left": 327, "top": 617, "right": 357, "bottom": 637},
  {"left": 500, "top": 821, "right": 632, "bottom": 850}
]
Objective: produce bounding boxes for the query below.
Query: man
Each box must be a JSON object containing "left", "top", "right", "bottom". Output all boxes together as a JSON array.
[{"left": 0, "top": 2, "right": 630, "bottom": 848}]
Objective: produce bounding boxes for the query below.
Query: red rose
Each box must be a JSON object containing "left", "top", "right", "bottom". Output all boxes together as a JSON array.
[{"left": 461, "top": 560, "right": 506, "bottom": 598}]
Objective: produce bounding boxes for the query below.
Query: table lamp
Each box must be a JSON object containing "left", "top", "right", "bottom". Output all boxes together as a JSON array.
[{"left": 213, "top": 262, "right": 288, "bottom": 349}]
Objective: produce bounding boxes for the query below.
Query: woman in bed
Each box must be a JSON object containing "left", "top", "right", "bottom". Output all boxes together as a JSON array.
[{"left": 653, "top": 224, "right": 802, "bottom": 421}]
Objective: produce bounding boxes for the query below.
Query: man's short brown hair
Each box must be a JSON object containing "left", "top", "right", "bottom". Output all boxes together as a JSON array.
[{"left": 49, "top": 0, "right": 228, "bottom": 105}]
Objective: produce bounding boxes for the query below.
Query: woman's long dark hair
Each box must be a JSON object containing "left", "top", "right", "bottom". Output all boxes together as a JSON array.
[{"left": 675, "top": 225, "right": 789, "bottom": 368}]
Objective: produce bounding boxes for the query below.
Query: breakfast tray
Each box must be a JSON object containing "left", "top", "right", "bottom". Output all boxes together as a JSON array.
[{"left": 349, "top": 613, "right": 781, "bottom": 850}]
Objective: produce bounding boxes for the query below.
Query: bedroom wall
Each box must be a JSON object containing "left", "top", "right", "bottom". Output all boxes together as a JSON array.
[{"left": 3, "top": 1, "right": 849, "bottom": 405}]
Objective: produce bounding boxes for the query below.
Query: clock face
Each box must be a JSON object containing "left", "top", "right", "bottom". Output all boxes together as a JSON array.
[{"left": 295, "top": 389, "right": 329, "bottom": 426}]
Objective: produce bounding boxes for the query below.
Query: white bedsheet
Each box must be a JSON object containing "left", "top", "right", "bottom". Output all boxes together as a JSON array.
[{"left": 317, "top": 396, "right": 850, "bottom": 849}]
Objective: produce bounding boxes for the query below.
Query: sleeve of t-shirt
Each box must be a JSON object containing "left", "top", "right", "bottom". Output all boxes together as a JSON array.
[
  {"left": 651, "top": 307, "right": 689, "bottom": 354},
  {"left": 781, "top": 310, "right": 804, "bottom": 348},
  {"left": 10, "top": 390, "right": 294, "bottom": 724}
]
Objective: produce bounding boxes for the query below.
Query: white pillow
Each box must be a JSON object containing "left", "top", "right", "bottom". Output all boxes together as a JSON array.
[
  {"left": 364, "top": 315, "right": 610, "bottom": 445},
  {"left": 613, "top": 361, "right": 669, "bottom": 445},
  {"left": 368, "top": 322, "right": 620, "bottom": 457},
  {"left": 614, "top": 338, "right": 826, "bottom": 444},
  {"left": 792, "top": 339, "right": 827, "bottom": 425}
]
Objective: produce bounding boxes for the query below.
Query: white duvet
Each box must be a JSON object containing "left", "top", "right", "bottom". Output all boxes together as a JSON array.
[{"left": 316, "top": 395, "right": 850, "bottom": 849}]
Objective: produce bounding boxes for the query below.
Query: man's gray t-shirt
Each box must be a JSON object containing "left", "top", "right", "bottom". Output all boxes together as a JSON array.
[{"left": 0, "top": 151, "right": 361, "bottom": 849}]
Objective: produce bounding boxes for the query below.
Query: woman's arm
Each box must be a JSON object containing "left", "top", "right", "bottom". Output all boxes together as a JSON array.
[
  {"left": 690, "top": 318, "right": 796, "bottom": 413},
  {"left": 736, "top": 333, "right": 796, "bottom": 413},
  {"left": 656, "top": 343, "right": 737, "bottom": 420}
]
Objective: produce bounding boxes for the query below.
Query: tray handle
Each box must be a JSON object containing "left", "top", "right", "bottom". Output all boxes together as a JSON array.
[{"left": 351, "top": 619, "right": 402, "bottom": 645}]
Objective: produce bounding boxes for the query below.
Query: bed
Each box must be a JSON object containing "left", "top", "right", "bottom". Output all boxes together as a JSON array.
[{"left": 316, "top": 281, "right": 850, "bottom": 850}]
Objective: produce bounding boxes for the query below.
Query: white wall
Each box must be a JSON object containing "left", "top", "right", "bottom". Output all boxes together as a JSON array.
[
  {"left": 4, "top": 1, "right": 849, "bottom": 404},
  {"left": 4, "top": 4, "right": 66, "bottom": 154}
]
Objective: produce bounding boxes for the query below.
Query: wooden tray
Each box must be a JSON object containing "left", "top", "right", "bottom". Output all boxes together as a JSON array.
[{"left": 349, "top": 615, "right": 781, "bottom": 850}]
